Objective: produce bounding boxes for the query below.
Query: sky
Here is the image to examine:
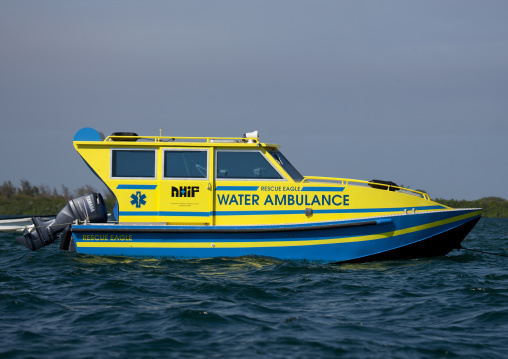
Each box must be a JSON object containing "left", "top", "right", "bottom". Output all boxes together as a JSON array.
[{"left": 1, "top": 1, "right": 507, "bottom": 201}]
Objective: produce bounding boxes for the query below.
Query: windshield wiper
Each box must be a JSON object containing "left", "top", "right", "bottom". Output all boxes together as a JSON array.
[{"left": 272, "top": 153, "right": 283, "bottom": 165}]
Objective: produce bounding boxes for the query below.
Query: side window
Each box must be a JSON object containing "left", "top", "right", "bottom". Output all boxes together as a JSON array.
[
  {"left": 216, "top": 151, "right": 283, "bottom": 179},
  {"left": 164, "top": 150, "right": 208, "bottom": 179},
  {"left": 111, "top": 150, "right": 156, "bottom": 178}
]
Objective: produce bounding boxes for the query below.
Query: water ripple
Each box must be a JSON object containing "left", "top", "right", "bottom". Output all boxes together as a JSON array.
[{"left": 1, "top": 219, "right": 507, "bottom": 358}]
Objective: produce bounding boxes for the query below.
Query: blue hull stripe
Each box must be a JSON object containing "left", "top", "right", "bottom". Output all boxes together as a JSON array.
[
  {"left": 301, "top": 187, "right": 345, "bottom": 192},
  {"left": 117, "top": 185, "right": 158, "bottom": 190},
  {"left": 214, "top": 186, "right": 345, "bottom": 192},
  {"left": 213, "top": 206, "right": 446, "bottom": 216},
  {"left": 312, "top": 205, "right": 447, "bottom": 213},
  {"left": 216, "top": 186, "right": 259, "bottom": 191},
  {"left": 78, "top": 217, "right": 391, "bottom": 231},
  {"left": 119, "top": 205, "right": 447, "bottom": 217},
  {"left": 121, "top": 211, "right": 211, "bottom": 217}
]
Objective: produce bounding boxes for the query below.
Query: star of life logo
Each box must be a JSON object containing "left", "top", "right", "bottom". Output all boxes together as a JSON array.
[{"left": 130, "top": 191, "right": 147, "bottom": 208}]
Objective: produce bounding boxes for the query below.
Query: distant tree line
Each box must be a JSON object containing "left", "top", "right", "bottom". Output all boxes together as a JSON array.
[
  {"left": 0, "top": 179, "right": 115, "bottom": 216},
  {"left": 435, "top": 197, "right": 508, "bottom": 218},
  {"left": 1, "top": 179, "right": 507, "bottom": 218}
]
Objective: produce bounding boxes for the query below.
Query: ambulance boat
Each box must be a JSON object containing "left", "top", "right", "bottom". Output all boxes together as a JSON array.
[{"left": 16, "top": 128, "right": 481, "bottom": 263}]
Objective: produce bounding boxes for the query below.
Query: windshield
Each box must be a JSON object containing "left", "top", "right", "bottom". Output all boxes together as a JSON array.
[{"left": 268, "top": 151, "right": 304, "bottom": 182}]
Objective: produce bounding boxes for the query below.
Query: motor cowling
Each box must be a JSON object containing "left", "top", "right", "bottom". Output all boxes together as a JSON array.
[{"left": 16, "top": 193, "right": 108, "bottom": 251}]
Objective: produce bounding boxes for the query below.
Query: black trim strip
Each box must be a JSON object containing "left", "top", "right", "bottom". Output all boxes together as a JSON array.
[{"left": 72, "top": 219, "right": 383, "bottom": 234}]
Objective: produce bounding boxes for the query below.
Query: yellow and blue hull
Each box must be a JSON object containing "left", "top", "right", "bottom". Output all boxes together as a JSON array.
[{"left": 70, "top": 208, "right": 481, "bottom": 263}]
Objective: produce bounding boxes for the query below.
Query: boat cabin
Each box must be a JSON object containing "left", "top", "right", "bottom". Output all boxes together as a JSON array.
[{"left": 73, "top": 128, "right": 445, "bottom": 227}]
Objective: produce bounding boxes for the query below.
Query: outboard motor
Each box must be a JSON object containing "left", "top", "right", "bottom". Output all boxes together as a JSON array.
[{"left": 16, "top": 193, "right": 108, "bottom": 251}]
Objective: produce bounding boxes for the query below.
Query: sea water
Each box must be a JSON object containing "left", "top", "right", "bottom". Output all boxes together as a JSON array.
[{"left": 1, "top": 218, "right": 507, "bottom": 358}]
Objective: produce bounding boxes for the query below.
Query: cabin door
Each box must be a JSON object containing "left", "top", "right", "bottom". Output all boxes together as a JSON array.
[
  {"left": 158, "top": 148, "right": 212, "bottom": 225},
  {"left": 213, "top": 149, "right": 287, "bottom": 225}
]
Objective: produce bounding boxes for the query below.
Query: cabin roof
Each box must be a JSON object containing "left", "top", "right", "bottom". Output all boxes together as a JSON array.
[{"left": 73, "top": 128, "right": 279, "bottom": 148}]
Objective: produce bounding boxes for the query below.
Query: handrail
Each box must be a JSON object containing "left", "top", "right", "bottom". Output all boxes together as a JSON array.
[
  {"left": 302, "top": 176, "right": 430, "bottom": 200},
  {"left": 104, "top": 135, "right": 260, "bottom": 144}
]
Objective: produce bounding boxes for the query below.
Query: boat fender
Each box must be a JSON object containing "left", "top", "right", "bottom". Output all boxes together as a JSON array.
[
  {"left": 110, "top": 132, "right": 138, "bottom": 141},
  {"left": 68, "top": 236, "right": 77, "bottom": 252},
  {"left": 59, "top": 225, "right": 72, "bottom": 251},
  {"left": 368, "top": 179, "right": 400, "bottom": 191}
]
